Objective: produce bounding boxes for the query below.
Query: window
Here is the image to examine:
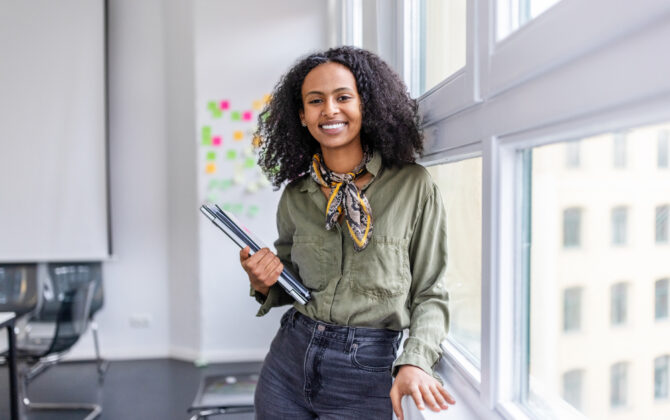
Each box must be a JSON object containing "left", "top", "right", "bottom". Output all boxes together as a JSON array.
[
  {"left": 565, "top": 140, "right": 581, "bottom": 168},
  {"left": 659, "top": 130, "right": 669, "bottom": 169},
  {"left": 610, "top": 282, "right": 628, "bottom": 326},
  {"left": 611, "top": 206, "right": 628, "bottom": 246},
  {"left": 613, "top": 132, "right": 627, "bottom": 168},
  {"left": 562, "top": 208, "right": 582, "bottom": 248},
  {"left": 562, "top": 369, "right": 584, "bottom": 410},
  {"left": 427, "top": 157, "right": 482, "bottom": 362},
  {"left": 657, "top": 205, "right": 669, "bottom": 243},
  {"left": 415, "top": 0, "right": 466, "bottom": 96},
  {"left": 656, "top": 356, "right": 670, "bottom": 400},
  {"left": 496, "top": 0, "right": 562, "bottom": 40},
  {"left": 611, "top": 362, "right": 629, "bottom": 408},
  {"left": 657, "top": 279, "right": 669, "bottom": 320},
  {"left": 563, "top": 287, "right": 582, "bottom": 332}
]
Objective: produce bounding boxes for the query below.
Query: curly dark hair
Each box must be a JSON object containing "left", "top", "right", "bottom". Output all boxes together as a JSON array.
[{"left": 256, "top": 46, "right": 423, "bottom": 188}]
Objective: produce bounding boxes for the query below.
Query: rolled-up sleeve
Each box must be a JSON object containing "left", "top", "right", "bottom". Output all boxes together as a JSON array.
[
  {"left": 251, "top": 188, "right": 295, "bottom": 316},
  {"left": 392, "top": 182, "right": 449, "bottom": 379}
]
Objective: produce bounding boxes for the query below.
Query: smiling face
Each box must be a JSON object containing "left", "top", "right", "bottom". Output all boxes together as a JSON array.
[{"left": 299, "top": 62, "right": 363, "bottom": 155}]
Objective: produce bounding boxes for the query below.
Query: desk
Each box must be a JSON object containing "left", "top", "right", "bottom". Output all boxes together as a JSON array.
[{"left": 0, "top": 312, "right": 18, "bottom": 420}]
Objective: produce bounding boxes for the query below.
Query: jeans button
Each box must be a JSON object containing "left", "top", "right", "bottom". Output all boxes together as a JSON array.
[{"left": 317, "top": 325, "right": 325, "bottom": 332}]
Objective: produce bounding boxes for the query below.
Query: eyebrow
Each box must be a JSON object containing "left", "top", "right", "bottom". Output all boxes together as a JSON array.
[{"left": 304, "top": 87, "right": 354, "bottom": 96}]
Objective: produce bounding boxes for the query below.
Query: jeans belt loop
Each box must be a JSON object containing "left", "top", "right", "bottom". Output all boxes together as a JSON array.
[
  {"left": 290, "top": 308, "right": 298, "bottom": 328},
  {"left": 345, "top": 327, "right": 356, "bottom": 353}
]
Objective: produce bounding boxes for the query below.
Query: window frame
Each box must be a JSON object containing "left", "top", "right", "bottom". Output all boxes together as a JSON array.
[{"left": 390, "top": 0, "right": 670, "bottom": 418}]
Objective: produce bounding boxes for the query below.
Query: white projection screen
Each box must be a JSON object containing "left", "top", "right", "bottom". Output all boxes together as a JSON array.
[{"left": 0, "top": 0, "right": 109, "bottom": 262}]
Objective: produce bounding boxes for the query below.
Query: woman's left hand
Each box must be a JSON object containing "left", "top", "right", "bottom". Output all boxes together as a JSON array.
[{"left": 390, "top": 365, "right": 455, "bottom": 420}]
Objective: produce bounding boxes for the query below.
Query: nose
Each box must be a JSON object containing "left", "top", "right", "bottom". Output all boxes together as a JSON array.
[{"left": 321, "top": 97, "right": 339, "bottom": 117}]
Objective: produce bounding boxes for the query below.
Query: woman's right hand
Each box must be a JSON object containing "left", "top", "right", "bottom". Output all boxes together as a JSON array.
[{"left": 239, "top": 246, "right": 284, "bottom": 297}]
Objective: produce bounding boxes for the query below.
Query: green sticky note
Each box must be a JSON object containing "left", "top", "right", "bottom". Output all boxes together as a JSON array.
[
  {"left": 207, "top": 101, "right": 217, "bottom": 110},
  {"left": 206, "top": 151, "right": 216, "bottom": 160},
  {"left": 222, "top": 203, "right": 232, "bottom": 211},
  {"left": 226, "top": 150, "right": 237, "bottom": 160},
  {"left": 201, "top": 126, "right": 212, "bottom": 145},
  {"left": 212, "top": 109, "right": 222, "bottom": 119},
  {"left": 231, "top": 111, "right": 241, "bottom": 121},
  {"left": 247, "top": 205, "right": 259, "bottom": 217},
  {"left": 244, "top": 157, "right": 255, "bottom": 168},
  {"left": 221, "top": 179, "right": 233, "bottom": 190},
  {"left": 232, "top": 203, "right": 244, "bottom": 215}
]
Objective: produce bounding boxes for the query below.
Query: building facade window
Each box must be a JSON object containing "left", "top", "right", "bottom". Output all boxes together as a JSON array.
[
  {"left": 611, "top": 282, "right": 629, "bottom": 326},
  {"left": 562, "top": 369, "right": 584, "bottom": 410},
  {"left": 613, "top": 132, "right": 627, "bottom": 168},
  {"left": 657, "top": 205, "right": 669, "bottom": 243},
  {"left": 656, "top": 356, "right": 670, "bottom": 400},
  {"left": 563, "top": 207, "right": 582, "bottom": 248},
  {"left": 610, "top": 362, "right": 629, "bottom": 408},
  {"left": 563, "top": 287, "right": 582, "bottom": 332},
  {"left": 656, "top": 278, "right": 669, "bottom": 320},
  {"left": 659, "top": 130, "right": 669, "bottom": 169},
  {"left": 565, "top": 140, "right": 581, "bottom": 168},
  {"left": 611, "top": 206, "right": 628, "bottom": 246}
]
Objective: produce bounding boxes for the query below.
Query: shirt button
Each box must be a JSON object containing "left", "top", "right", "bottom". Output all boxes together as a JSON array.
[{"left": 317, "top": 325, "right": 325, "bottom": 332}]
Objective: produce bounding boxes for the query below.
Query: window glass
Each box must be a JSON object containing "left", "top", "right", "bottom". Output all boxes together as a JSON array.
[
  {"left": 497, "top": 0, "right": 562, "bottom": 40},
  {"left": 611, "top": 207, "right": 628, "bottom": 246},
  {"left": 656, "top": 279, "right": 669, "bottom": 320},
  {"left": 565, "top": 140, "right": 581, "bottom": 168},
  {"left": 610, "top": 283, "right": 628, "bottom": 326},
  {"left": 526, "top": 122, "right": 670, "bottom": 419},
  {"left": 413, "top": 0, "right": 467, "bottom": 96},
  {"left": 427, "top": 157, "right": 482, "bottom": 362},
  {"left": 655, "top": 355, "right": 670, "bottom": 400},
  {"left": 659, "top": 130, "right": 669, "bottom": 168},
  {"left": 613, "top": 132, "right": 627, "bottom": 168},
  {"left": 657, "top": 205, "right": 669, "bottom": 243}
]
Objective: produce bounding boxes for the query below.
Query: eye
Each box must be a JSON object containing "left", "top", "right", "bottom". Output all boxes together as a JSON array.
[
  {"left": 338, "top": 95, "right": 352, "bottom": 102},
  {"left": 308, "top": 98, "right": 323, "bottom": 104}
]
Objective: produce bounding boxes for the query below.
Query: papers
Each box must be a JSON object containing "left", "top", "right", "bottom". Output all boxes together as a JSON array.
[{"left": 200, "top": 203, "right": 311, "bottom": 305}]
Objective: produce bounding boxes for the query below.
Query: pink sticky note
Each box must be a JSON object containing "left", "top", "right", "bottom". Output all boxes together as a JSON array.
[
  {"left": 220, "top": 100, "right": 230, "bottom": 110},
  {"left": 242, "top": 111, "right": 253, "bottom": 121},
  {"left": 212, "top": 136, "right": 222, "bottom": 146}
]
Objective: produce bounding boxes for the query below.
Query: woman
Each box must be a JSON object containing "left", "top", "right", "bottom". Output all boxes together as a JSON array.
[{"left": 240, "top": 46, "right": 454, "bottom": 419}]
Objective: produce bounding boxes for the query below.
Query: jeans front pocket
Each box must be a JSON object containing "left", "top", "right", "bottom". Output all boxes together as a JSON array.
[
  {"left": 350, "top": 236, "right": 411, "bottom": 298},
  {"left": 291, "top": 235, "right": 326, "bottom": 291},
  {"left": 350, "top": 340, "right": 397, "bottom": 373}
]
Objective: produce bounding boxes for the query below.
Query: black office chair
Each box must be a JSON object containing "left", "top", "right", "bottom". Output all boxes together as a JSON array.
[{"left": 0, "top": 262, "right": 104, "bottom": 420}]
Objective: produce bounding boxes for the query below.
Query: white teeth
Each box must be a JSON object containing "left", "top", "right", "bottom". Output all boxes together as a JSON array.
[{"left": 322, "top": 122, "right": 345, "bottom": 130}]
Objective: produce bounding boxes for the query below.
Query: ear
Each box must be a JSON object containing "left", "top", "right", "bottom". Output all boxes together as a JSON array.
[{"left": 298, "top": 109, "right": 305, "bottom": 123}]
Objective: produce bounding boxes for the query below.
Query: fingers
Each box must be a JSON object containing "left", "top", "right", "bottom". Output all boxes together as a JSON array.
[
  {"left": 241, "top": 248, "right": 282, "bottom": 286},
  {"left": 419, "top": 384, "right": 440, "bottom": 412},
  {"left": 410, "top": 386, "right": 424, "bottom": 411},
  {"left": 390, "top": 386, "right": 403, "bottom": 420},
  {"left": 431, "top": 384, "right": 449, "bottom": 410},
  {"left": 239, "top": 246, "right": 250, "bottom": 262},
  {"left": 439, "top": 386, "right": 456, "bottom": 405}
]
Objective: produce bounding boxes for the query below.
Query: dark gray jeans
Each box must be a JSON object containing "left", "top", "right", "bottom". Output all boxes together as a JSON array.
[{"left": 254, "top": 307, "right": 402, "bottom": 419}]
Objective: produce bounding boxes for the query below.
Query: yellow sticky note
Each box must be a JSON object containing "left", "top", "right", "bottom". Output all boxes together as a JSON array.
[
  {"left": 252, "top": 100, "right": 263, "bottom": 111},
  {"left": 205, "top": 163, "right": 216, "bottom": 174},
  {"left": 233, "top": 130, "right": 244, "bottom": 141},
  {"left": 263, "top": 94, "right": 271, "bottom": 104}
]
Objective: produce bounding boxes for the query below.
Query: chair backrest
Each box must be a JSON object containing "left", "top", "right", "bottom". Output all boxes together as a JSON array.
[{"left": 0, "top": 263, "right": 40, "bottom": 318}]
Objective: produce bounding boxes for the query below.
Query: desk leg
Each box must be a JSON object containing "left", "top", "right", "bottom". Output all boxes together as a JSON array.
[{"left": 6, "top": 323, "right": 19, "bottom": 420}]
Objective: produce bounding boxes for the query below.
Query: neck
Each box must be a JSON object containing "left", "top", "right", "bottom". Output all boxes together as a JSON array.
[{"left": 321, "top": 141, "right": 364, "bottom": 173}]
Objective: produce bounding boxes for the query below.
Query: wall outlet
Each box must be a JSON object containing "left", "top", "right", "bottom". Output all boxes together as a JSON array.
[{"left": 129, "top": 313, "right": 152, "bottom": 328}]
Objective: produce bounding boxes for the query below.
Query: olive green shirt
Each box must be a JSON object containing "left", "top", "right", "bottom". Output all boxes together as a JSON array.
[{"left": 252, "top": 152, "right": 449, "bottom": 377}]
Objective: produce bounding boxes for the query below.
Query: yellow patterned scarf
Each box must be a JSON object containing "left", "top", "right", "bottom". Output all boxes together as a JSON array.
[{"left": 309, "top": 152, "right": 373, "bottom": 251}]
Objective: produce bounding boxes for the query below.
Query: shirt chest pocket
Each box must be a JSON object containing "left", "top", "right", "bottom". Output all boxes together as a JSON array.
[
  {"left": 291, "top": 235, "right": 327, "bottom": 291},
  {"left": 349, "top": 236, "right": 411, "bottom": 298}
]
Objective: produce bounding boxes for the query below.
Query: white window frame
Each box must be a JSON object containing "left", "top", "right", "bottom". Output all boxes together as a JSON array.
[{"left": 395, "top": 0, "right": 670, "bottom": 418}]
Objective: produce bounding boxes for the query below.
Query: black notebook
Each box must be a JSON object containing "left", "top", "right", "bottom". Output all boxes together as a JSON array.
[{"left": 200, "top": 203, "right": 311, "bottom": 305}]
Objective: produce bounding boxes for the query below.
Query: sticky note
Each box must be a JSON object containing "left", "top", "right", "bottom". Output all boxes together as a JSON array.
[
  {"left": 231, "top": 111, "right": 241, "bottom": 121},
  {"left": 242, "top": 111, "right": 253, "bottom": 121},
  {"left": 220, "top": 100, "right": 230, "bottom": 110},
  {"left": 207, "top": 101, "right": 217, "bottom": 110},
  {"left": 247, "top": 205, "right": 259, "bottom": 217},
  {"left": 212, "top": 109, "right": 222, "bottom": 119},
  {"left": 244, "top": 157, "right": 255, "bottom": 168},
  {"left": 207, "top": 180, "right": 217, "bottom": 190},
  {"left": 252, "top": 136, "right": 262, "bottom": 148},
  {"left": 233, "top": 173, "right": 245, "bottom": 185},
  {"left": 252, "top": 100, "right": 263, "bottom": 111},
  {"left": 243, "top": 145, "right": 254, "bottom": 157},
  {"left": 221, "top": 179, "right": 233, "bottom": 190},
  {"left": 206, "top": 151, "right": 216, "bottom": 160},
  {"left": 205, "top": 163, "right": 216, "bottom": 174},
  {"left": 226, "top": 149, "right": 237, "bottom": 160},
  {"left": 201, "top": 126, "right": 212, "bottom": 145},
  {"left": 233, "top": 131, "right": 244, "bottom": 141},
  {"left": 258, "top": 176, "right": 271, "bottom": 188},
  {"left": 263, "top": 94, "right": 271, "bottom": 103},
  {"left": 212, "top": 136, "right": 222, "bottom": 146},
  {"left": 232, "top": 203, "right": 244, "bottom": 215},
  {"left": 246, "top": 182, "right": 259, "bottom": 193},
  {"left": 222, "top": 203, "right": 232, "bottom": 211}
]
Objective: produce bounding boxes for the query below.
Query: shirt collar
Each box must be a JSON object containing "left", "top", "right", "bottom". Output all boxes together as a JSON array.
[{"left": 299, "top": 150, "right": 382, "bottom": 193}]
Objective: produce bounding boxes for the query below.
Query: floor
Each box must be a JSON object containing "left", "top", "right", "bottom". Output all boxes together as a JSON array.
[{"left": 0, "top": 359, "right": 261, "bottom": 420}]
